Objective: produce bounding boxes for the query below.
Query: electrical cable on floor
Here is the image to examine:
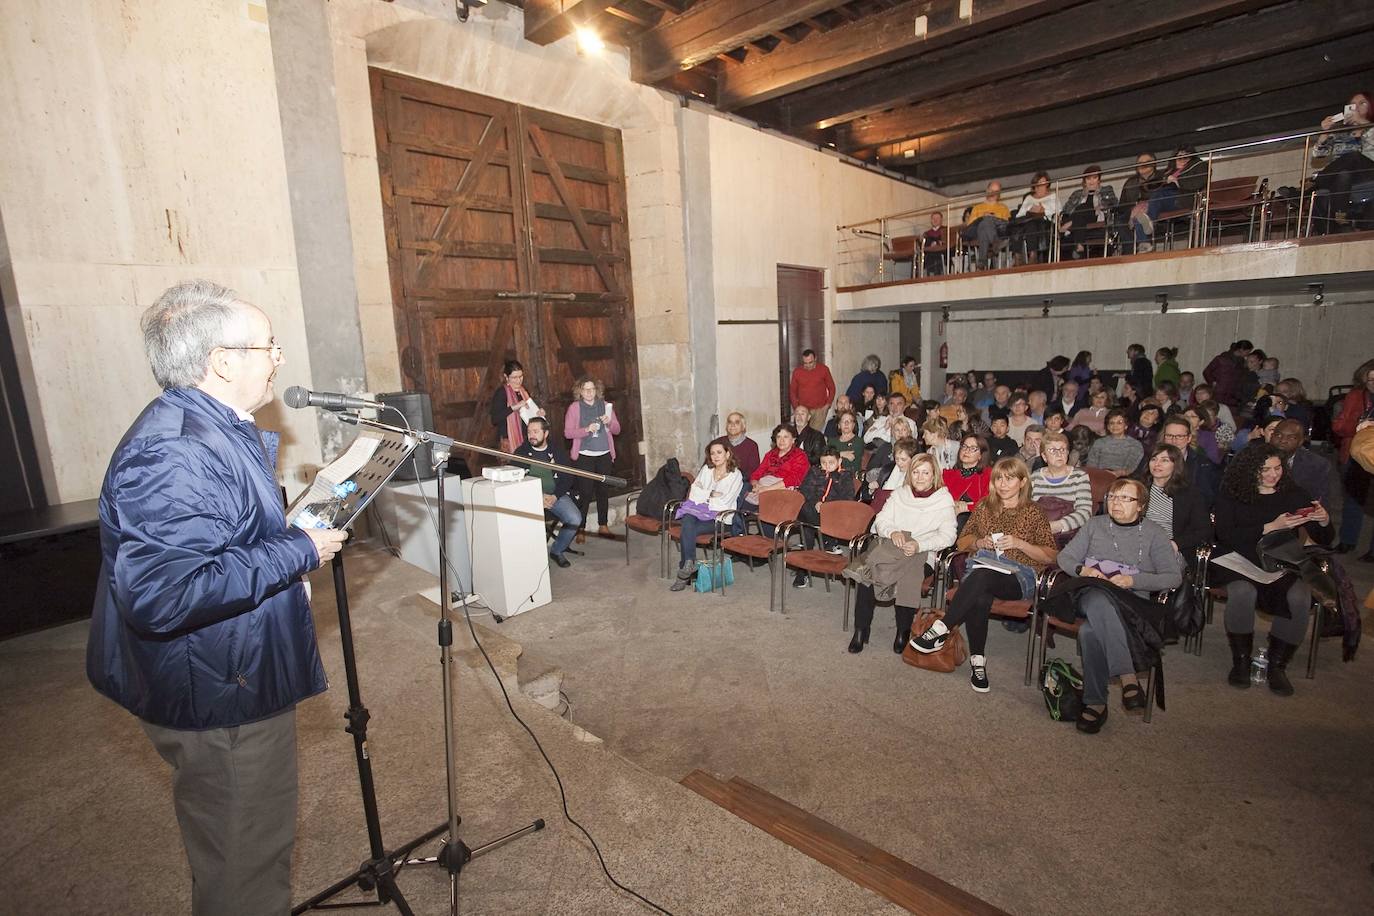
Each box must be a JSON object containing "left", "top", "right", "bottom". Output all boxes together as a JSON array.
[{"left": 380, "top": 412, "right": 674, "bottom": 915}]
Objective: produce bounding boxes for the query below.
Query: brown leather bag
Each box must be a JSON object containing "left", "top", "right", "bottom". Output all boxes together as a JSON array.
[{"left": 901, "top": 608, "right": 969, "bottom": 673}]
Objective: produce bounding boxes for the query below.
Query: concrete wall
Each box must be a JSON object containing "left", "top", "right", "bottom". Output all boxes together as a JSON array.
[
  {"left": 700, "top": 114, "right": 942, "bottom": 441},
  {"left": 940, "top": 299, "right": 1371, "bottom": 397},
  {"left": 0, "top": 0, "right": 322, "bottom": 501}
]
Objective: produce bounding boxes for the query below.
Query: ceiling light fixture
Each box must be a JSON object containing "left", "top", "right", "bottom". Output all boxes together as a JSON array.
[
  {"left": 576, "top": 26, "right": 605, "bottom": 56},
  {"left": 1308, "top": 282, "right": 1325, "bottom": 305},
  {"left": 1156, "top": 292, "right": 1169, "bottom": 314}
]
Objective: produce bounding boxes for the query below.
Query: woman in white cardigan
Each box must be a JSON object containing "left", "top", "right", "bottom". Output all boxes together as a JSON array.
[
  {"left": 670, "top": 442, "right": 743, "bottom": 591},
  {"left": 846, "top": 454, "right": 959, "bottom": 653}
]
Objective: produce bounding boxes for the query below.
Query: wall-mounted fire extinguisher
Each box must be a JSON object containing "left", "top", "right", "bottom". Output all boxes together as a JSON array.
[{"left": 938, "top": 341, "right": 948, "bottom": 369}]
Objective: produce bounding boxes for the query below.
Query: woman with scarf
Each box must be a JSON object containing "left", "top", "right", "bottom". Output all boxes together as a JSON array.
[
  {"left": 1054, "top": 477, "right": 1183, "bottom": 733},
  {"left": 909, "top": 458, "right": 1057, "bottom": 693},
  {"left": 846, "top": 454, "right": 958, "bottom": 655},
  {"left": 564, "top": 376, "right": 622, "bottom": 540},
  {"left": 489, "top": 359, "right": 543, "bottom": 452},
  {"left": 888, "top": 355, "right": 921, "bottom": 403}
]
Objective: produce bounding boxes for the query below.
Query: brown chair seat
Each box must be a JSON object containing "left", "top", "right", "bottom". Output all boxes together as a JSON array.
[
  {"left": 780, "top": 501, "right": 876, "bottom": 624},
  {"left": 719, "top": 489, "right": 805, "bottom": 603}
]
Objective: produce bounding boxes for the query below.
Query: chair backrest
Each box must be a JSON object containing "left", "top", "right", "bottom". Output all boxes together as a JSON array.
[
  {"left": 1084, "top": 467, "right": 1116, "bottom": 513},
  {"left": 818, "top": 501, "right": 876, "bottom": 540},
  {"left": 1207, "top": 176, "right": 1259, "bottom": 205},
  {"left": 888, "top": 235, "right": 916, "bottom": 256},
  {"left": 757, "top": 489, "right": 805, "bottom": 526}
]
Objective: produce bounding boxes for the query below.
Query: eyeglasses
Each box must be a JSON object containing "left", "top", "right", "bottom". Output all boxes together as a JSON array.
[
  {"left": 1106, "top": 495, "right": 1139, "bottom": 503},
  {"left": 1044, "top": 447, "right": 1068, "bottom": 455},
  {"left": 960, "top": 444, "right": 982, "bottom": 451},
  {"left": 222, "top": 339, "right": 282, "bottom": 360}
]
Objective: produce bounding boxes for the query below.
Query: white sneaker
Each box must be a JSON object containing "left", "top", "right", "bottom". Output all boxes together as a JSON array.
[
  {"left": 1137, "top": 241, "right": 1155, "bottom": 254},
  {"left": 969, "top": 654, "right": 990, "bottom": 693},
  {"left": 910, "top": 619, "right": 949, "bottom": 653}
]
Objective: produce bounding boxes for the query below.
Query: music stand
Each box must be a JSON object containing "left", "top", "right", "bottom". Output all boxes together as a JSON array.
[{"left": 293, "top": 413, "right": 621, "bottom": 915}]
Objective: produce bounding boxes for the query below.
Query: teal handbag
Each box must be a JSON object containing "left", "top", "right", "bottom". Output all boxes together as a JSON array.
[{"left": 694, "top": 556, "right": 734, "bottom": 592}]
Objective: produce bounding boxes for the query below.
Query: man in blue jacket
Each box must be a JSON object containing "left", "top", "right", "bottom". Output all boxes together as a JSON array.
[{"left": 87, "top": 279, "right": 347, "bottom": 915}]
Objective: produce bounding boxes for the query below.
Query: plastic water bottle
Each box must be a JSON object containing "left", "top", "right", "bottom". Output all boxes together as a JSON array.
[
  {"left": 294, "top": 480, "right": 358, "bottom": 530},
  {"left": 1250, "top": 646, "right": 1269, "bottom": 685}
]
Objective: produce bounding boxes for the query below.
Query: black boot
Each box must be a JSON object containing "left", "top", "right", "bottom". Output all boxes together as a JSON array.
[
  {"left": 847, "top": 627, "right": 870, "bottom": 654},
  {"left": 1226, "top": 632, "right": 1253, "bottom": 689},
  {"left": 894, "top": 606, "right": 916, "bottom": 654},
  {"left": 1266, "top": 636, "right": 1298, "bottom": 697}
]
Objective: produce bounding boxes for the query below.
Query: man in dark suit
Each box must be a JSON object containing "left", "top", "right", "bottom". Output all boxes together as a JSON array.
[
  {"left": 791, "top": 405, "right": 827, "bottom": 466},
  {"left": 1272, "top": 418, "right": 1331, "bottom": 504}
]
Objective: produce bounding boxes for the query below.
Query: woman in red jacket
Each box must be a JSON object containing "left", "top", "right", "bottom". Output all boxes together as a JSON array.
[
  {"left": 943, "top": 434, "right": 991, "bottom": 530},
  {"left": 749, "top": 424, "right": 811, "bottom": 500},
  {"left": 1333, "top": 358, "right": 1374, "bottom": 557}
]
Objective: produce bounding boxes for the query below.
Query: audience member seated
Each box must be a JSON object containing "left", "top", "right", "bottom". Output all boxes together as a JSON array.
[
  {"left": 1006, "top": 393, "right": 1035, "bottom": 445},
  {"left": 1069, "top": 388, "right": 1111, "bottom": 435},
  {"left": 1133, "top": 146, "right": 1206, "bottom": 247},
  {"left": 1043, "top": 406, "right": 1068, "bottom": 436},
  {"left": 1120, "top": 152, "right": 1167, "bottom": 253},
  {"left": 865, "top": 417, "right": 916, "bottom": 492},
  {"left": 1020, "top": 425, "right": 1047, "bottom": 472},
  {"left": 828, "top": 409, "right": 863, "bottom": 475},
  {"left": 1060, "top": 165, "right": 1118, "bottom": 258},
  {"left": 1151, "top": 417, "right": 1221, "bottom": 507},
  {"left": 1053, "top": 477, "right": 1183, "bottom": 733},
  {"left": 1271, "top": 419, "right": 1331, "bottom": 505},
  {"left": 1312, "top": 91, "right": 1373, "bottom": 233},
  {"left": 869, "top": 437, "right": 920, "bottom": 512},
  {"left": 909, "top": 458, "right": 1058, "bottom": 693},
  {"left": 1009, "top": 171, "right": 1060, "bottom": 264},
  {"left": 1131, "top": 402, "right": 1162, "bottom": 453},
  {"left": 1027, "top": 390, "right": 1048, "bottom": 424},
  {"left": 823, "top": 394, "right": 854, "bottom": 437},
  {"left": 1191, "top": 385, "right": 1236, "bottom": 435},
  {"left": 1068, "top": 426, "right": 1098, "bottom": 468},
  {"left": 846, "top": 354, "right": 888, "bottom": 402},
  {"left": 792, "top": 448, "right": 860, "bottom": 588},
  {"left": 937, "top": 382, "right": 970, "bottom": 423},
  {"left": 792, "top": 405, "right": 826, "bottom": 465},
  {"left": 1184, "top": 402, "right": 1226, "bottom": 463},
  {"left": 1087, "top": 409, "right": 1145, "bottom": 476},
  {"left": 1137, "top": 443, "right": 1211, "bottom": 559},
  {"left": 1055, "top": 379, "right": 1082, "bottom": 418},
  {"left": 1032, "top": 431, "right": 1094, "bottom": 547},
  {"left": 856, "top": 385, "right": 880, "bottom": 425},
  {"left": 922, "top": 415, "right": 960, "bottom": 470},
  {"left": 669, "top": 441, "right": 743, "bottom": 591},
  {"left": 961, "top": 181, "right": 1011, "bottom": 268},
  {"left": 985, "top": 415, "right": 1018, "bottom": 463},
  {"left": 1178, "top": 370, "right": 1195, "bottom": 406},
  {"left": 863, "top": 392, "right": 910, "bottom": 447},
  {"left": 514, "top": 417, "right": 582, "bottom": 568},
  {"left": 1213, "top": 444, "right": 1334, "bottom": 696},
  {"left": 889, "top": 355, "right": 921, "bottom": 403},
  {"left": 1272, "top": 379, "right": 1311, "bottom": 431},
  {"left": 747, "top": 423, "right": 810, "bottom": 506},
  {"left": 944, "top": 434, "right": 992, "bottom": 527},
  {"left": 847, "top": 455, "right": 958, "bottom": 654},
  {"left": 921, "top": 213, "right": 948, "bottom": 276}
]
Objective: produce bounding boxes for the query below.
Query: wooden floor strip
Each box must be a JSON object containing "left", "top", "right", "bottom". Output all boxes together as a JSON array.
[{"left": 681, "top": 771, "right": 1008, "bottom": 916}]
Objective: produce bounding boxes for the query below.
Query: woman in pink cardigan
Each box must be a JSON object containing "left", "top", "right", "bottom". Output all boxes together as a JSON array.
[{"left": 565, "top": 376, "right": 622, "bottom": 540}]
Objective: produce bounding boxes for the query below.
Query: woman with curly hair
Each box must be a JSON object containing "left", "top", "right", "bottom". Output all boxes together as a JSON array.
[{"left": 1213, "top": 443, "right": 1334, "bottom": 696}]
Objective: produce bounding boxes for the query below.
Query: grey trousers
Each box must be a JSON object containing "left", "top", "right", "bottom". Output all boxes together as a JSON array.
[
  {"left": 1078, "top": 590, "right": 1136, "bottom": 706},
  {"left": 1223, "top": 578, "right": 1311, "bottom": 645},
  {"left": 142, "top": 709, "right": 298, "bottom": 916}
]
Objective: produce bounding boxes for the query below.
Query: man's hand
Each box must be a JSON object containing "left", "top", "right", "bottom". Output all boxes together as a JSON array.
[
  {"left": 543, "top": 494, "right": 557, "bottom": 510},
  {"left": 305, "top": 528, "right": 349, "bottom": 569}
]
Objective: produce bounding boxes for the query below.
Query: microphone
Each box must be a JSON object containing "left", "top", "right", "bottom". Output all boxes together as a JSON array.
[{"left": 283, "top": 386, "right": 383, "bottom": 412}]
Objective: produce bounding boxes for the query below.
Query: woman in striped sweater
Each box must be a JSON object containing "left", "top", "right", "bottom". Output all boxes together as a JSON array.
[{"left": 1031, "top": 431, "right": 1095, "bottom": 546}]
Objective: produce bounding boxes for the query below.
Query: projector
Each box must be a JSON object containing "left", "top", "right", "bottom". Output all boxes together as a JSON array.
[{"left": 482, "top": 466, "right": 526, "bottom": 482}]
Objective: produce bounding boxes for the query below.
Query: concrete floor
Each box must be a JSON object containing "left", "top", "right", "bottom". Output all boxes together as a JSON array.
[{"left": 3, "top": 524, "right": 1372, "bottom": 915}]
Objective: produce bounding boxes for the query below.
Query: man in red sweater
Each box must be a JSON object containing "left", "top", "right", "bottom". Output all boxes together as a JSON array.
[{"left": 789, "top": 349, "right": 835, "bottom": 430}]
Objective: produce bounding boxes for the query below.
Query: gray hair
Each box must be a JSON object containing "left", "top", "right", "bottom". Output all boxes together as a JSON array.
[
  {"left": 862, "top": 354, "right": 881, "bottom": 373},
  {"left": 140, "top": 279, "right": 248, "bottom": 389}
]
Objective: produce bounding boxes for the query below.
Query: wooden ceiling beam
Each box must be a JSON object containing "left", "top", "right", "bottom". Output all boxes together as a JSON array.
[
  {"left": 769, "top": 0, "right": 1285, "bottom": 131},
  {"left": 630, "top": 0, "right": 851, "bottom": 84},
  {"left": 716, "top": 0, "right": 1070, "bottom": 112},
  {"left": 896, "top": 35, "right": 1374, "bottom": 166},
  {"left": 836, "top": 0, "right": 1374, "bottom": 152},
  {"left": 525, "top": 0, "right": 616, "bottom": 45},
  {"left": 901, "top": 78, "right": 1358, "bottom": 184},
  {"left": 605, "top": 6, "right": 654, "bottom": 28},
  {"left": 639, "top": 0, "right": 683, "bottom": 12}
]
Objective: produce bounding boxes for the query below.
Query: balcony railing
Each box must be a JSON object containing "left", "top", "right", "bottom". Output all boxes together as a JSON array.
[{"left": 835, "top": 124, "right": 1370, "bottom": 289}]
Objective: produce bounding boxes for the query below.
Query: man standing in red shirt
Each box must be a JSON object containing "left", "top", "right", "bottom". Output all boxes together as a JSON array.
[{"left": 789, "top": 348, "right": 835, "bottom": 430}]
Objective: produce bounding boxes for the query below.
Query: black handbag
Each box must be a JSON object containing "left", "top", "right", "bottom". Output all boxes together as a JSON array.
[{"left": 1165, "top": 570, "right": 1203, "bottom": 638}]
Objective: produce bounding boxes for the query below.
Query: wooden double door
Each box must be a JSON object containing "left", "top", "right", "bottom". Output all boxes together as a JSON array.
[{"left": 371, "top": 70, "right": 643, "bottom": 484}]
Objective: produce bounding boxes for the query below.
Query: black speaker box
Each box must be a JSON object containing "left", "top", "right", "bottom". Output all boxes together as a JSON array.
[{"left": 378, "top": 390, "right": 436, "bottom": 481}]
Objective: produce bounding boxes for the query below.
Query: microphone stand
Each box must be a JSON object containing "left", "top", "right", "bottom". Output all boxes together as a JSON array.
[{"left": 294, "top": 412, "right": 623, "bottom": 916}]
